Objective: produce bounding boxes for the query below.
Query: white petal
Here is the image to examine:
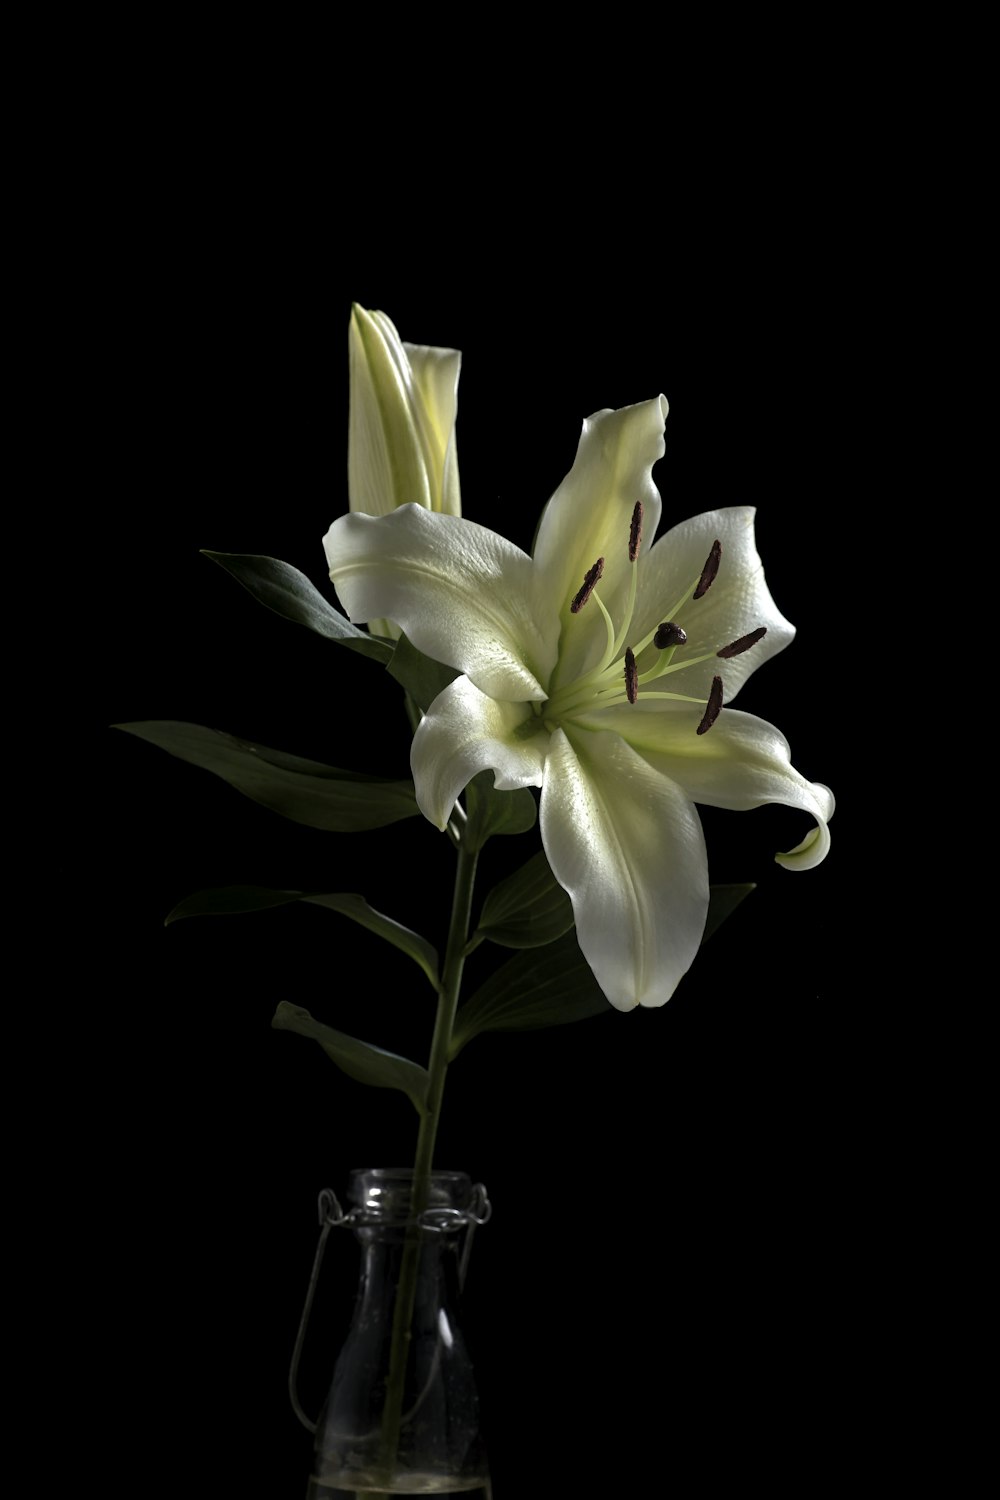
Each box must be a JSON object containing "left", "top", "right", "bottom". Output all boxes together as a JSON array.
[
  {"left": 404, "top": 341, "right": 462, "bottom": 516},
  {"left": 632, "top": 506, "right": 795, "bottom": 704},
  {"left": 575, "top": 703, "right": 833, "bottom": 870},
  {"left": 540, "top": 727, "right": 709, "bottom": 1011},
  {"left": 324, "top": 506, "right": 558, "bottom": 702},
  {"left": 532, "top": 398, "right": 669, "bottom": 691},
  {"left": 411, "top": 676, "right": 548, "bottom": 830}
]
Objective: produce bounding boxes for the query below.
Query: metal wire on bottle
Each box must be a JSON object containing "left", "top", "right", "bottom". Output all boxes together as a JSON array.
[{"left": 288, "top": 1183, "right": 491, "bottom": 1432}]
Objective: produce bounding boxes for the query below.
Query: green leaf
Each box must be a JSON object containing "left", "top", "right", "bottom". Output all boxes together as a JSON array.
[
  {"left": 452, "top": 883, "right": 758, "bottom": 1052},
  {"left": 703, "top": 883, "right": 756, "bottom": 942},
  {"left": 303, "top": 895, "right": 439, "bottom": 989},
  {"left": 272, "top": 1002, "right": 429, "bottom": 1116},
  {"left": 475, "top": 849, "right": 574, "bottom": 949},
  {"left": 450, "top": 930, "right": 609, "bottom": 1056},
  {"left": 449, "top": 876, "right": 755, "bottom": 1056},
  {"left": 386, "top": 633, "right": 459, "bottom": 712},
  {"left": 114, "top": 721, "right": 419, "bottom": 831},
  {"left": 166, "top": 885, "right": 439, "bottom": 990},
  {"left": 463, "top": 771, "right": 537, "bottom": 852},
  {"left": 167, "top": 886, "right": 300, "bottom": 921},
  {"left": 203, "top": 552, "right": 392, "bottom": 663}
]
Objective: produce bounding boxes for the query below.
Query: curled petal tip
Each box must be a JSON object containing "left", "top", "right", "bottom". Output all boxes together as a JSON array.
[{"left": 775, "top": 790, "right": 834, "bottom": 871}]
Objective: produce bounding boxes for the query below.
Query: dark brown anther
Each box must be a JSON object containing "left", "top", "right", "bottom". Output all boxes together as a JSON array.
[
  {"left": 696, "top": 675, "right": 724, "bottom": 735},
  {"left": 693, "top": 539, "right": 722, "bottom": 600},
  {"left": 717, "top": 626, "right": 767, "bottom": 659},
  {"left": 628, "top": 502, "right": 644, "bottom": 563},
  {"left": 570, "top": 556, "right": 605, "bottom": 613},
  {"left": 624, "top": 646, "right": 638, "bottom": 704},
  {"left": 654, "top": 621, "right": 688, "bottom": 650}
]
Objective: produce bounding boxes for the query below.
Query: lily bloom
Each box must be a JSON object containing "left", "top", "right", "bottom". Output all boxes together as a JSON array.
[{"left": 324, "top": 396, "right": 833, "bottom": 1011}]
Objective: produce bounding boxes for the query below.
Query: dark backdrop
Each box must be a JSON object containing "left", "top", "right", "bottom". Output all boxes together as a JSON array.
[{"left": 90, "top": 145, "right": 860, "bottom": 1496}]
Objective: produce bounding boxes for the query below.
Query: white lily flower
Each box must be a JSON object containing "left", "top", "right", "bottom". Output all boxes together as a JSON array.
[
  {"left": 324, "top": 396, "right": 833, "bottom": 1012},
  {"left": 348, "top": 303, "right": 462, "bottom": 638}
]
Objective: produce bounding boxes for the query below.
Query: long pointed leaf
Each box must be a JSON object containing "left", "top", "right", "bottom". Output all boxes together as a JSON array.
[
  {"left": 703, "top": 883, "right": 756, "bottom": 942},
  {"left": 475, "top": 850, "right": 574, "bottom": 949},
  {"left": 453, "top": 883, "right": 759, "bottom": 1051},
  {"left": 450, "top": 930, "right": 609, "bottom": 1055},
  {"left": 114, "top": 721, "right": 419, "bottom": 831},
  {"left": 203, "top": 551, "right": 392, "bottom": 662},
  {"left": 166, "top": 885, "right": 439, "bottom": 990},
  {"left": 272, "top": 1002, "right": 429, "bottom": 1115}
]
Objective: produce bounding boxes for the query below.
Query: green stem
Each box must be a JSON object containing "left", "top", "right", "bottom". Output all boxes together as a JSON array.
[{"left": 377, "top": 834, "right": 479, "bottom": 1478}]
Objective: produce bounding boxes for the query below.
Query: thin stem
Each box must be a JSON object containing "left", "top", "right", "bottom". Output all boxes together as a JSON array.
[
  {"left": 414, "top": 837, "right": 479, "bottom": 1179},
  {"left": 377, "top": 833, "right": 480, "bottom": 1478}
]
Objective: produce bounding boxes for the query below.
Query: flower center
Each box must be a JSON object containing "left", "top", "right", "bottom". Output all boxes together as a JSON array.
[{"left": 541, "top": 504, "right": 766, "bottom": 735}]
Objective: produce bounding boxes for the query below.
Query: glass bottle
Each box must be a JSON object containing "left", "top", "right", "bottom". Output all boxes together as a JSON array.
[{"left": 300, "top": 1168, "right": 492, "bottom": 1498}]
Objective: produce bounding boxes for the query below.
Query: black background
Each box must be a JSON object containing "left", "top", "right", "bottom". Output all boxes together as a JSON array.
[{"left": 82, "top": 96, "right": 865, "bottom": 1497}]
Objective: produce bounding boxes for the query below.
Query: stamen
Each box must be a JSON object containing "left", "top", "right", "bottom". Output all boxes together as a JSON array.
[
  {"left": 696, "top": 675, "right": 724, "bottom": 735},
  {"left": 628, "top": 502, "right": 644, "bottom": 563},
  {"left": 693, "top": 539, "right": 722, "bottom": 600},
  {"left": 570, "top": 556, "right": 605, "bottom": 613},
  {"left": 717, "top": 626, "right": 767, "bottom": 659},
  {"left": 654, "top": 621, "right": 688, "bottom": 649},
  {"left": 624, "top": 647, "right": 638, "bottom": 704}
]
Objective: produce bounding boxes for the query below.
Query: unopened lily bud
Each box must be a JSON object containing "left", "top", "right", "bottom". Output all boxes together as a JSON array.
[
  {"left": 347, "top": 305, "right": 462, "bottom": 638},
  {"left": 348, "top": 304, "right": 462, "bottom": 521}
]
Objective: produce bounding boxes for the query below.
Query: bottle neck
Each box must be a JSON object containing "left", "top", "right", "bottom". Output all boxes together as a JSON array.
[{"left": 346, "top": 1167, "right": 475, "bottom": 1225}]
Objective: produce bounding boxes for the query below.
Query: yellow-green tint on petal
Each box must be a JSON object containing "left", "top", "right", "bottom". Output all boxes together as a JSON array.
[
  {"left": 410, "top": 676, "right": 548, "bottom": 830},
  {"left": 348, "top": 305, "right": 462, "bottom": 519},
  {"left": 404, "top": 341, "right": 462, "bottom": 516},
  {"left": 349, "top": 306, "right": 430, "bottom": 515},
  {"left": 775, "top": 783, "right": 834, "bottom": 869},
  {"left": 532, "top": 398, "right": 669, "bottom": 693}
]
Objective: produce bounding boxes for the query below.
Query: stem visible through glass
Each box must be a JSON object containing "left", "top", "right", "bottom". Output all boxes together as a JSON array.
[{"left": 377, "top": 827, "right": 479, "bottom": 1478}]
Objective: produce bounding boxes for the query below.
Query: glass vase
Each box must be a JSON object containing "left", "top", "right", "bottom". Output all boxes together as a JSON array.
[{"left": 297, "top": 1168, "right": 492, "bottom": 1498}]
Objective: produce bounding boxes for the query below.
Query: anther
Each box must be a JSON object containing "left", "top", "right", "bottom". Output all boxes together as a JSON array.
[
  {"left": 693, "top": 539, "right": 722, "bottom": 600},
  {"left": 717, "top": 626, "right": 767, "bottom": 659},
  {"left": 696, "top": 675, "right": 724, "bottom": 735},
  {"left": 570, "top": 557, "right": 605, "bottom": 613},
  {"left": 624, "top": 646, "right": 638, "bottom": 704},
  {"left": 654, "top": 621, "right": 687, "bottom": 650},
  {"left": 628, "top": 502, "right": 644, "bottom": 563}
]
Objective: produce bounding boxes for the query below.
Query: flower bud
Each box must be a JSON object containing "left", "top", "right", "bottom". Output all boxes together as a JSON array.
[{"left": 348, "top": 304, "right": 462, "bottom": 521}]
